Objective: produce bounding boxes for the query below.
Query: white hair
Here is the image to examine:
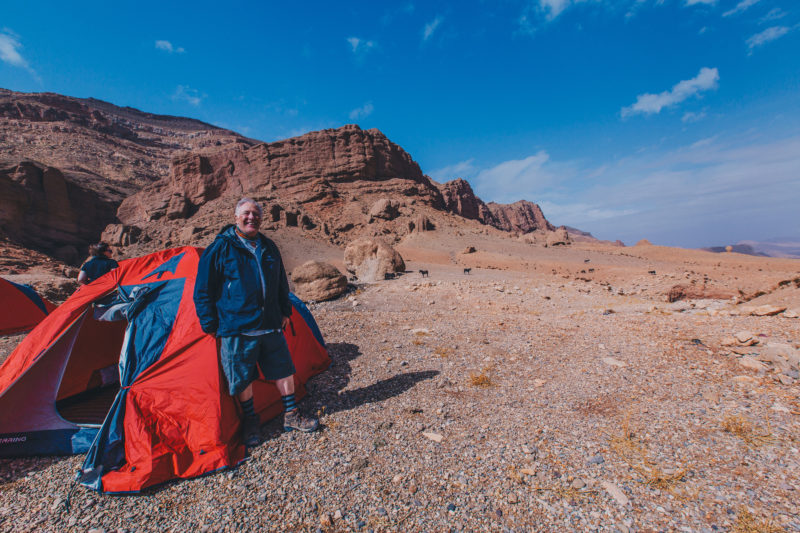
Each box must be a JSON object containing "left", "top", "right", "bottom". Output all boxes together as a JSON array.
[{"left": 235, "top": 197, "right": 263, "bottom": 216}]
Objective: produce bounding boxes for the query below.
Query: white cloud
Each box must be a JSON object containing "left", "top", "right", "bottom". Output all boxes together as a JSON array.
[
  {"left": 684, "top": 0, "right": 716, "bottom": 5},
  {"left": 172, "top": 85, "right": 204, "bottom": 106},
  {"left": 429, "top": 159, "right": 476, "bottom": 182},
  {"left": 423, "top": 16, "right": 443, "bottom": 42},
  {"left": 722, "top": 0, "right": 760, "bottom": 17},
  {"left": 348, "top": 102, "right": 374, "bottom": 120},
  {"left": 682, "top": 110, "right": 707, "bottom": 123},
  {"left": 467, "top": 135, "right": 800, "bottom": 247},
  {"left": 621, "top": 67, "right": 719, "bottom": 118},
  {"left": 346, "top": 36, "right": 376, "bottom": 55},
  {"left": 0, "top": 30, "right": 34, "bottom": 74},
  {"left": 155, "top": 40, "right": 185, "bottom": 54},
  {"left": 746, "top": 26, "right": 791, "bottom": 52},
  {"left": 761, "top": 8, "right": 786, "bottom": 22}
]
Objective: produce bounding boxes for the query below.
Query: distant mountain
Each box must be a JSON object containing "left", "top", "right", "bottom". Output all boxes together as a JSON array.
[
  {"left": 738, "top": 239, "right": 800, "bottom": 259},
  {"left": 701, "top": 239, "right": 800, "bottom": 259}
]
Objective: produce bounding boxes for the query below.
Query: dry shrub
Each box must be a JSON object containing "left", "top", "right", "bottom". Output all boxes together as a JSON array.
[
  {"left": 414, "top": 331, "right": 428, "bottom": 336},
  {"left": 469, "top": 368, "right": 493, "bottom": 388},
  {"left": 607, "top": 414, "right": 688, "bottom": 493},
  {"left": 722, "top": 414, "right": 775, "bottom": 448},
  {"left": 412, "top": 339, "right": 425, "bottom": 346},
  {"left": 434, "top": 346, "right": 453, "bottom": 358},
  {"left": 733, "top": 507, "right": 784, "bottom": 533}
]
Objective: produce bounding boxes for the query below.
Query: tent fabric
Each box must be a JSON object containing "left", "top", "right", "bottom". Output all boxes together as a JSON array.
[
  {"left": 0, "top": 246, "right": 330, "bottom": 494},
  {"left": 0, "top": 277, "right": 56, "bottom": 336}
]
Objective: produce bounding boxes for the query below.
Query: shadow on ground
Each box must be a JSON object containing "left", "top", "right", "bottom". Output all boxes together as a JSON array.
[{"left": 303, "top": 341, "right": 439, "bottom": 416}]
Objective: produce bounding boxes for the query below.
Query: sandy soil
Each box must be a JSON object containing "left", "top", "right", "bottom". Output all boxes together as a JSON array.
[{"left": 1, "top": 229, "right": 799, "bottom": 532}]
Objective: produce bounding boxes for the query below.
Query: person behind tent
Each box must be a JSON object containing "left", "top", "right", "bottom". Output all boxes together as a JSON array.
[
  {"left": 77, "top": 242, "right": 119, "bottom": 285},
  {"left": 194, "top": 197, "right": 319, "bottom": 447}
]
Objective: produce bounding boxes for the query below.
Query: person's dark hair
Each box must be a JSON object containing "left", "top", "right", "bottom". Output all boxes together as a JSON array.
[{"left": 89, "top": 242, "right": 111, "bottom": 257}]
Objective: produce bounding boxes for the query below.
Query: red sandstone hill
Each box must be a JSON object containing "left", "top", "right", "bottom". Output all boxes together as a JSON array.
[{"left": 0, "top": 89, "right": 558, "bottom": 263}]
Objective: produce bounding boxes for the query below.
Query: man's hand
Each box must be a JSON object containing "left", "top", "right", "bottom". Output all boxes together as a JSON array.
[{"left": 281, "top": 316, "right": 291, "bottom": 331}]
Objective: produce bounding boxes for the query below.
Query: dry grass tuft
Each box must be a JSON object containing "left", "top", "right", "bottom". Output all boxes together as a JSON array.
[
  {"left": 607, "top": 414, "right": 688, "bottom": 493},
  {"left": 722, "top": 414, "right": 775, "bottom": 448},
  {"left": 469, "top": 368, "right": 493, "bottom": 388},
  {"left": 412, "top": 338, "right": 425, "bottom": 346},
  {"left": 732, "top": 507, "right": 784, "bottom": 533},
  {"left": 434, "top": 346, "right": 453, "bottom": 358}
]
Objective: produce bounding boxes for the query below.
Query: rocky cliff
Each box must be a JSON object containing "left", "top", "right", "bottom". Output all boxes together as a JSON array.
[{"left": 0, "top": 89, "right": 558, "bottom": 262}]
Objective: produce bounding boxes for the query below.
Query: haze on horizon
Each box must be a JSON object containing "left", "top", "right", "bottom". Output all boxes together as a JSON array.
[{"left": 1, "top": 0, "right": 798, "bottom": 249}]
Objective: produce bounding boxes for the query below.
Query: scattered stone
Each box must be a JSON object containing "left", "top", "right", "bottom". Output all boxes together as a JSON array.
[
  {"left": 320, "top": 514, "right": 332, "bottom": 527},
  {"left": 422, "top": 432, "right": 443, "bottom": 443},
  {"left": 600, "top": 481, "right": 629, "bottom": 506},
  {"left": 507, "top": 492, "right": 519, "bottom": 504},
  {"left": 587, "top": 454, "right": 605, "bottom": 465},
  {"left": 602, "top": 357, "right": 627, "bottom": 368},
  {"left": 572, "top": 478, "right": 586, "bottom": 490},
  {"left": 738, "top": 356, "right": 767, "bottom": 372},
  {"left": 750, "top": 305, "right": 787, "bottom": 317},
  {"left": 735, "top": 331, "right": 756, "bottom": 345}
]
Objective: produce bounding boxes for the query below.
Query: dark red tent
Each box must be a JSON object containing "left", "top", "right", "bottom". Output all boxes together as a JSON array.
[
  {"left": 0, "top": 247, "right": 330, "bottom": 493},
  {"left": 0, "top": 277, "right": 56, "bottom": 335}
]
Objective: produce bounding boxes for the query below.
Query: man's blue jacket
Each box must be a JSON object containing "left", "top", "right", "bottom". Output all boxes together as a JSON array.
[{"left": 193, "top": 225, "right": 292, "bottom": 336}]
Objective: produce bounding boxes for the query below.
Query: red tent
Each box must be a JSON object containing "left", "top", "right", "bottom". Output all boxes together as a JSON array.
[
  {"left": 0, "top": 277, "right": 56, "bottom": 335},
  {"left": 0, "top": 247, "right": 330, "bottom": 493}
]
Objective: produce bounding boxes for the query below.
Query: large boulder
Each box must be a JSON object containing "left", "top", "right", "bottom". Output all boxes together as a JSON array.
[
  {"left": 291, "top": 261, "right": 347, "bottom": 302},
  {"left": 344, "top": 238, "right": 405, "bottom": 282},
  {"left": 368, "top": 198, "right": 400, "bottom": 221}
]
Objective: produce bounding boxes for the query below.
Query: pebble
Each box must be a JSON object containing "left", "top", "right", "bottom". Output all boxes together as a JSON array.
[{"left": 587, "top": 454, "right": 605, "bottom": 465}]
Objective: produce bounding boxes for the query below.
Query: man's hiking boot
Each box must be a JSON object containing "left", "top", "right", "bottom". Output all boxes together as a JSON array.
[
  {"left": 283, "top": 409, "right": 319, "bottom": 433},
  {"left": 242, "top": 415, "right": 262, "bottom": 447}
]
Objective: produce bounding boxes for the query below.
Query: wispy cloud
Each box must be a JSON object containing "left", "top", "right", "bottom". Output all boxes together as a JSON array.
[
  {"left": 466, "top": 134, "right": 800, "bottom": 246},
  {"left": 761, "top": 8, "right": 786, "bottom": 22},
  {"left": 682, "top": 110, "right": 707, "bottom": 123},
  {"left": 429, "top": 159, "right": 476, "bottom": 182},
  {"left": 722, "top": 0, "right": 760, "bottom": 17},
  {"left": 155, "top": 40, "right": 185, "bottom": 54},
  {"left": 684, "top": 0, "right": 716, "bottom": 6},
  {"left": 0, "top": 30, "right": 35, "bottom": 75},
  {"left": 423, "top": 16, "right": 443, "bottom": 42},
  {"left": 348, "top": 102, "right": 374, "bottom": 120},
  {"left": 621, "top": 67, "right": 719, "bottom": 118},
  {"left": 172, "top": 85, "right": 204, "bottom": 106},
  {"left": 746, "top": 26, "right": 791, "bottom": 52},
  {"left": 346, "top": 36, "right": 376, "bottom": 55}
]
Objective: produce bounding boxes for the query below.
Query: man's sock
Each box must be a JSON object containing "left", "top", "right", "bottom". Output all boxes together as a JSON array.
[
  {"left": 241, "top": 397, "right": 257, "bottom": 420},
  {"left": 282, "top": 393, "right": 297, "bottom": 413}
]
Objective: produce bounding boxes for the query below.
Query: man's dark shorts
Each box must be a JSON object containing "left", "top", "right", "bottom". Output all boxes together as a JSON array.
[{"left": 219, "top": 332, "right": 296, "bottom": 396}]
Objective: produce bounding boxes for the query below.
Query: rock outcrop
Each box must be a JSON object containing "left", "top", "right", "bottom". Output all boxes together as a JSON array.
[
  {"left": 487, "top": 200, "right": 554, "bottom": 234},
  {"left": 0, "top": 160, "right": 118, "bottom": 263},
  {"left": 291, "top": 261, "right": 347, "bottom": 302},
  {"left": 437, "top": 179, "right": 496, "bottom": 225},
  {"left": 344, "top": 238, "right": 405, "bottom": 282}
]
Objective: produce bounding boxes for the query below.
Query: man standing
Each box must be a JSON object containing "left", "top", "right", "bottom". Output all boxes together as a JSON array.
[{"left": 194, "top": 198, "right": 319, "bottom": 447}]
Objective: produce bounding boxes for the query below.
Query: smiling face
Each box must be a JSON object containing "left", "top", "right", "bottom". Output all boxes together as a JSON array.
[{"left": 235, "top": 201, "right": 262, "bottom": 237}]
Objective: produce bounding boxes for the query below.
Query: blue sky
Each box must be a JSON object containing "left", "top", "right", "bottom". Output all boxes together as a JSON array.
[{"left": 1, "top": 0, "right": 798, "bottom": 247}]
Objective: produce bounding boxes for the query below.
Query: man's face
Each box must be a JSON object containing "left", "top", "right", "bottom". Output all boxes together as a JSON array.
[{"left": 235, "top": 202, "right": 262, "bottom": 237}]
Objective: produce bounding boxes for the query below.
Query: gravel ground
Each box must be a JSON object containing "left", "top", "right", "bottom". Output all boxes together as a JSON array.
[{"left": 1, "top": 269, "right": 799, "bottom": 532}]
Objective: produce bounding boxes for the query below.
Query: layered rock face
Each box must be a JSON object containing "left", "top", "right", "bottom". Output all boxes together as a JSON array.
[
  {"left": 0, "top": 160, "right": 118, "bottom": 263},
  {"left": 437, "top": 178, "right": 496, "bottom": 224},
  {"left": 0, "top": 89, "right": 251, "bottom": 260},
  {"left": 487, "top": 200, "right": 554, "bottom": 234},
  {"left": 0, "top": 89, "right": 251, "bottom": 193}
]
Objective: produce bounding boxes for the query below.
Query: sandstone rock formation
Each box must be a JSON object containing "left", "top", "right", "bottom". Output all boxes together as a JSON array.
[
  {"left": 437, "top": 179, "right": 495, "bottom": 224},
  {"left": 291, "top": 261, "right": 347, "bottom": 302},
  {"left": 368, "top": 198, "right": 400, "bottom": 221},
  {"left": 0, "top": 160, "right": 118, "bottom": 263},
  {"left": 546, "top": 226, "right": 571, "bottom": 247},
  {"left": 487, "top": 200, "right": 554, "bottom": 234},
  {"left": 344, "top": 238, "right": 405, "bottom": 282}
]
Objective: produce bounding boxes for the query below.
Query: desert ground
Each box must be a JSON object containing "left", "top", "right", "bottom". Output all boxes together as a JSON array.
[{"left": 1, "top": 228, "right": 799, "bottom": 533}]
